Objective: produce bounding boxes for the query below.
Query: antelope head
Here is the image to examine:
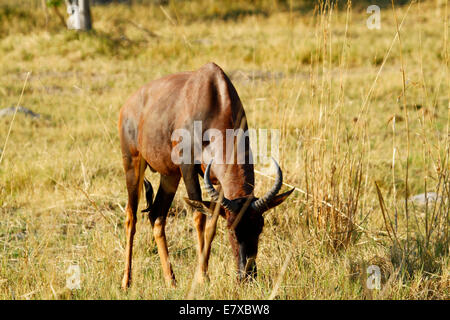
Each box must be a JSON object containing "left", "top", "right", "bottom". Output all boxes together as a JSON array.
[{"left": 185, "top": 158, "right": 294, "bottom": 281}]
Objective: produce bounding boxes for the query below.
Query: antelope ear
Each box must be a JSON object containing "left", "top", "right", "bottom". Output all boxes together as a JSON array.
[
  {"left": 183, "top": 198, "right": 225, "bottom": 217},
  {"left": 264, "top": 188, "right": 295, "bottom": 211}
]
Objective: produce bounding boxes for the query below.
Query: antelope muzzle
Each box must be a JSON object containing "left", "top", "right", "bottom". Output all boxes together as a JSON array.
[{"left": 238, "top": 242, "right": 258, "bottom": 281}]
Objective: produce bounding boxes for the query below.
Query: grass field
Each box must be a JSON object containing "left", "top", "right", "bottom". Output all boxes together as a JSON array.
[{"left": 0, "top": 0, "right": 448, "bottom": 299}]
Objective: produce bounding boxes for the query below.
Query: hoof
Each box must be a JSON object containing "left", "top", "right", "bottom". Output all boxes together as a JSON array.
[
  {"left": 195, "top": 271, "right": 210, "bottom": 284},
  {"left": 165, "top": 276, "right": 177, "bottom": 288},
  {"left": 121, "top": 277, "right": 131, "bottom": 290}
]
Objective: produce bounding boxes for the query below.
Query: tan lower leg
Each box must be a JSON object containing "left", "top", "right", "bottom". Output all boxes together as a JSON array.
[
  {"left": 193, "top": 211, "right": 206, "bottom": 262},
  {"left": 199, "top": 214, "right": 218, "bottom": 277},
  {"left": 122, "top": 207, "right": 136, "bottom": 289},
  {"left": 153, "top": 217, "right": 176, "bottom": 287},
  {"left": 193, "top": 211, "right": 207, "bottom": 281}
]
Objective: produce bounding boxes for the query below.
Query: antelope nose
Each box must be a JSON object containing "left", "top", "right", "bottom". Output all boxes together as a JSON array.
[
  {"left": 238, "top": 256, "right": 257, "bottom": 281},
  {"left": 244, "top": 256, "right": 256, "bottom": 274}
]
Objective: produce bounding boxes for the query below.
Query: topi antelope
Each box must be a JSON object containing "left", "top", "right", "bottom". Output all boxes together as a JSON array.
[{"left": 118, "top": 62, "right": 293, "bottom": 289}]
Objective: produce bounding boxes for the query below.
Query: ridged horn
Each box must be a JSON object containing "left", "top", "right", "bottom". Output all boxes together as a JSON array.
[
  {"left": 204, "top": 160, "right": 239, "bottom": 213},
  {"left": 141, "top": 178, "right": 154, "bottom": 213},
  {"left": 251, "top": 157, "right": 283, "bottom": 212}
]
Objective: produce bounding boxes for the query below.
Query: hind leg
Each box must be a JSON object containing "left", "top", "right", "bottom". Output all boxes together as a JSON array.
[
  {"left": 149, "top": 174, "right": 180, "bottom": 287},
  {"left": 121, "top": 155, "right": 146, "bottom": 289}
]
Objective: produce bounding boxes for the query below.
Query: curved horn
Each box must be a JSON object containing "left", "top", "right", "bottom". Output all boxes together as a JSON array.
[
  {"left": 251, "top": 157, "right": 283, "bottom": 212},
  {"left": 204, "top": 160, "right": 239, "bottom": 213}
]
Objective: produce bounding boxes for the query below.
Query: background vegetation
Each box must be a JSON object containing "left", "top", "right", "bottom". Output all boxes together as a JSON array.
[{"left": 0, "top": 0, "right": 448, "bottom": 299}]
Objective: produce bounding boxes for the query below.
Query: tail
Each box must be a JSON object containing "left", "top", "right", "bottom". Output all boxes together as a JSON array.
[{"left": 141, "top": 178, "right": 154, "bottom": 213}]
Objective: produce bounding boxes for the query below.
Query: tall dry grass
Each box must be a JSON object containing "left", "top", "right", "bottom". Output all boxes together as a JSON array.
[{"left": 0, "top": 0, "right": 448, "bottom": 299}]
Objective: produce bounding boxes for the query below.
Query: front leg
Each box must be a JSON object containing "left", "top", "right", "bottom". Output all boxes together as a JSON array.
[
  {"left": 149, "top": 174, "right": 180, "bottom": 287},
  {"left": 200, "top": 213, "right": 219, "bottom": 281},
  {"left": 181, "top": 164, "right": 211, "bottom": 283}
]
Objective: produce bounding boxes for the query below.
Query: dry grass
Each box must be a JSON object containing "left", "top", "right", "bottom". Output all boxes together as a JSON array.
[{"left": 0, "top": 0, "right": 448, "bottom": 299}]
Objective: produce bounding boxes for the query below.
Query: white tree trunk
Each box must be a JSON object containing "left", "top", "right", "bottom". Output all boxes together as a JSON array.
[{"left": 66, "top": 0, "right": 92, "bottom": 31}]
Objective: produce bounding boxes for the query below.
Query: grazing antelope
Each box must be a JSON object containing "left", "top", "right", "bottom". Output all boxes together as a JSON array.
[{"left": 118, "top": 62, "right": 293, "bottom": 289}]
